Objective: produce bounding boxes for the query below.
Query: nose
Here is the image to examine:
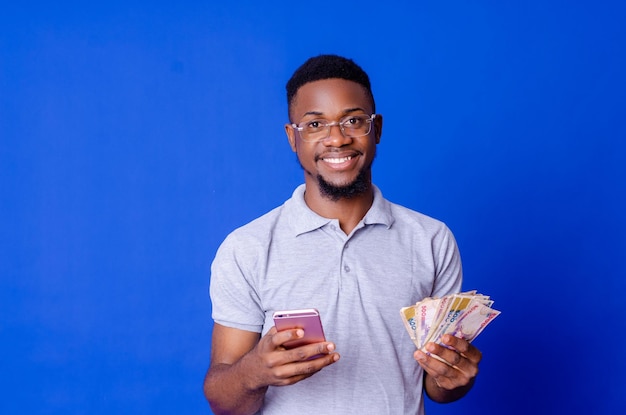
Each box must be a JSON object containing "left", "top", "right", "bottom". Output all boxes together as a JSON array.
[{"left": 323, "top": 123, "right": 352, "bottom": 147}]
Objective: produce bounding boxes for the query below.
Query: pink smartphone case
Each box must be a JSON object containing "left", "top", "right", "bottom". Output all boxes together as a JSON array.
[{"left": 273, "top": 308, "right": 326, "bottom": 348}]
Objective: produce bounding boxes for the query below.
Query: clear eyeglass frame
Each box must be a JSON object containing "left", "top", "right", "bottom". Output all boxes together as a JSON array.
[{"left": 291, "top": 114, "right": 377, "bottom": 142}]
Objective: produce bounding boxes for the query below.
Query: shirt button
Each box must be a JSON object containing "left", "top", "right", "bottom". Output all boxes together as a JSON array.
[{"left": 344, "top": 265, "right": 350, "bottom": 272}]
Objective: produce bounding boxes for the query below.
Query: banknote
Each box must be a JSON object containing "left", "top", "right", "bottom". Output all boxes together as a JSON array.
[
  {"left": 400, "top": 291, "right": 500, "bottom": 351},
  {"left": 443, "top": 300, "right": 500, "bottom": 342},
  {"left": 417, "top": 297, "right": 443, "bottom": 348},
  {"left": 399, "top": 305, "right": 420, "bottom": 347},
  {"left": 426, "top": 294, "right": 475, "bottom": 345}
]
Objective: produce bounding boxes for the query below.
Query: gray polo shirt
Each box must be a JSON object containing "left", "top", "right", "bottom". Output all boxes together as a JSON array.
[{"left": 210, "top": 184, "right": 462, "bottom": 415}]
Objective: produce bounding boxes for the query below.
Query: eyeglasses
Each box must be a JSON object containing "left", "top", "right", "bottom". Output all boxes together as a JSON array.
[{"left": 291, "top": 114, "right": 377, "bottom": 142}]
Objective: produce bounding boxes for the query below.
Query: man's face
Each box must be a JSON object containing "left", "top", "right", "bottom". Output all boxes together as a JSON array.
[{"left": 285, "top": 78, "right": 382, "bottom": 200}]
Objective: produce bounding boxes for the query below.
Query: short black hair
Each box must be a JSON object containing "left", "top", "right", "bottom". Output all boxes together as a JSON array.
[{"left": 286, "top": 54, "right": 375, "bottom": 119}]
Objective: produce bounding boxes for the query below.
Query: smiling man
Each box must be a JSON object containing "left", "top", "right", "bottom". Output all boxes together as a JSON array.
[
  {"left": 287, "top": 77, "right": 379, "bottom": 206},
  {"left": 204, "top": 54, "right": 482, "bottom": 415},
  {"left": 285, "top": 76, "right": 381, "bottom": 233}
]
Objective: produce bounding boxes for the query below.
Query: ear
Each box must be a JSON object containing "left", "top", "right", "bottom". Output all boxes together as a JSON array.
[
  {"left": 285, "top": 123, "right": 297, "bottom": 152},
  {"left": 373, "top": 114, "right": 383, "bottom": 144}
]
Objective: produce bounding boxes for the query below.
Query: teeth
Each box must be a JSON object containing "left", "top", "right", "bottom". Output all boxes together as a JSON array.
[{"left": 324, "top": 156, "right": 352, "bottom": 164}]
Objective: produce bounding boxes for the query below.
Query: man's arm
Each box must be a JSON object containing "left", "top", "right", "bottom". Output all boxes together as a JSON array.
[
  {"left": 203, "top": 324, "right": 264, "bottom": 415},
  {"left": 414, "top": 334, "right": 482, "bottom": 403},
  {"left": 204, "top": 323, "right": 339, "bottom": 415}
]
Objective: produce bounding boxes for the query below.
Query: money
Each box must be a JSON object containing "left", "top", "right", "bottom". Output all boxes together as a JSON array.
[
  {"left": 400, "top": 291, "right": 500, "bottom": 351},
  {"left": 400, "top": 304, "right": 419, "bottom": 342}
]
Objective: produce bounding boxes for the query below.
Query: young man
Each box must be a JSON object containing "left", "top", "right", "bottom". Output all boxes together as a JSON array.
[{"left": 204, "top": 55, "right": 482, "bottom": 415}]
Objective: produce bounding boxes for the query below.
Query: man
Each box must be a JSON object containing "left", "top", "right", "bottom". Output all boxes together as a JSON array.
[{"left": 204, "top": 54, "right": 482, "bottom": 414}]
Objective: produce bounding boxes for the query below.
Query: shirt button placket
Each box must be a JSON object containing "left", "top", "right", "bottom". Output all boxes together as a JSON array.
[{"left": 342, "top": 238, "right": 351, "bottom": 274}]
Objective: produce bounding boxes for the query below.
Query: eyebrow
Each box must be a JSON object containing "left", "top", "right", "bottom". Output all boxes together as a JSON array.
[{"left": 302, "top": 107, "right": 367, "bottom": 117}]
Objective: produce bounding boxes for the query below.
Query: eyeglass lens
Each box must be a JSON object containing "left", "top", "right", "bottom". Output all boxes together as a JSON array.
[{"left": 300, "top": 115, "right": 373, "bottom": 141}]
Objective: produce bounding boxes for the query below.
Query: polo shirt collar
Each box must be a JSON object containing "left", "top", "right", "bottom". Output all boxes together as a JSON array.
[
  {"left": 287, "top": 184, "right": 395, "bottom": 236},
  {"left": 364, "top": 185, "right": 394, "bottom": 228}
]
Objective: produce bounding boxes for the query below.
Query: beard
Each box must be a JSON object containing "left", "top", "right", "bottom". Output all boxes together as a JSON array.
[
  {"left": 317, "top": 166, "right": 371, "bottom": 201},
  {"left": 296, "top": 152, "right": 375, "bottom": 202}
]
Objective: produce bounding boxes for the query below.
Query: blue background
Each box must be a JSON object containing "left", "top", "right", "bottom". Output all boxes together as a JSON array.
[{"left": 1, "top": 1, "right": 625, "bottom": 414}]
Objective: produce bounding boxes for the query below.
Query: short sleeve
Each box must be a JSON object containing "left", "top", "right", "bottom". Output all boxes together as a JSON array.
[
  {"left": 431, "top": 225, "right": 463, "bottom": 297},
  {"left": 209, "top": 231, "right": 266, "bottom": 333}
]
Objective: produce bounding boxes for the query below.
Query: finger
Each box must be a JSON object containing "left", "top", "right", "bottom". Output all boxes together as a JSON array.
[
  {"left": 414, "top": 350, "right": 460, "bottom": 389},
  {"left": 272, "top": 350, "right": 340, "bottom": 385},
  {"left": 440, "top": 335, "right": 482, "bottom": 364},
  {"left": 424, "top": 342, "right": 479, "bottom": 380},
  {"left": 285, "top": 342, "right": 337, "bottom": 362},
  {"left": 420, "top": 342, "right": 459, "bottom": 368},
  {"left": 415, "top": 349, "right": 455, "bottom": 376},
  {"left": 270, "top": 328, "right": 305, "bottom": 348}
]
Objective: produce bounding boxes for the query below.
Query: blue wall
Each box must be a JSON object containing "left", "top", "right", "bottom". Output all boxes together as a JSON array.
[{"left": 1, "top": 1, "right": 625, "bottom": 414}]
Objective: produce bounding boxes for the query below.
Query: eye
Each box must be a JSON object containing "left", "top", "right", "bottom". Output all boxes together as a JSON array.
[
  {"left": 305, "top": 120, "right": 325, "bottom": 130},
  {"left": 343, "top": 116, "right": 365, "bottom": 127}
]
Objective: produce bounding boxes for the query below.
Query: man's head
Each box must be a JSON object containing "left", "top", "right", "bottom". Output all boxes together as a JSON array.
[
  {"left": 284, "top": 55, "right": 382, "bottom": 203},
  {"left": 286, "top": 54, "right": 375, "bottom": 121}
]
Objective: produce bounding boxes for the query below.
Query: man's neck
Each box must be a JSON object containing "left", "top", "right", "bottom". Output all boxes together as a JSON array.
[{"left": 303, "top": 185, "right": 374, "bottom": 235}]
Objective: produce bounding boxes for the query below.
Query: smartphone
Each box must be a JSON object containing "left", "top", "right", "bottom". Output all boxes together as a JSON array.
[{"left": 272, "top": 308, "right": 326, "bottom": 349}]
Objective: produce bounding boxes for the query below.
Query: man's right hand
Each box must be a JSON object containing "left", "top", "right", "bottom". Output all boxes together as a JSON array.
[
  {"left": 245, "top": 326, "right": 340, "bottom": 388},
  {"left": 204, "top": 324, "right": 339, "bottom": 415}
]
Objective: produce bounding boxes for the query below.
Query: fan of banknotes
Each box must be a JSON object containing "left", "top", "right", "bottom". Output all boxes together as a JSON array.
[{"left": 400, "top": 290, "right": 500, "bottom": 351}]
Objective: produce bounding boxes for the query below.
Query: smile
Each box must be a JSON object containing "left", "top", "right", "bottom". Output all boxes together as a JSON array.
[{"left": 323, "top": 156, "right": 353, "bottom": 164}]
